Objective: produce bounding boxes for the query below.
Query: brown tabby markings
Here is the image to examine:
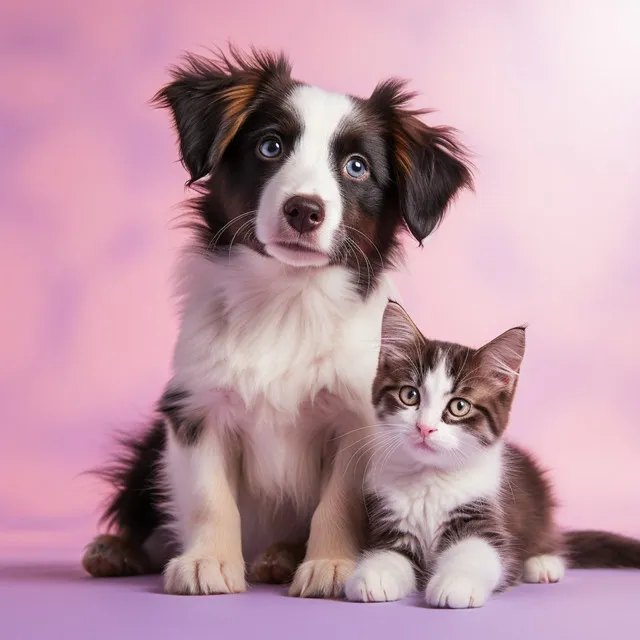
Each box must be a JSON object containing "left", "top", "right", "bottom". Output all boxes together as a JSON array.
[{"left": 357, "top": 301, "right": 640, "bottom": 604}]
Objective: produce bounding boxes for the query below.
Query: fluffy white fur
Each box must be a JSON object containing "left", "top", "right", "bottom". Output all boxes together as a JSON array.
[
  {"left": 166, "top": 248, "right": 392, "bottom": 542},
  {"left": 345, "top": 445, "right": 504, "bottom": 605},
  {"left": 345, "top": 549, "right": 416, "bottom": 602},
  {"left": 160, "top": 86, "right": 398, "bottom": 595},
  {"left": 425, "top": 537, "right": 502, "bottom": 608},
  {"left": 346, "top": 356, "right": 506, "bottom": 606},
  {"left": 369, "top": 444, "right": 504, "bottom": 551},
  {"left": 524, "top": 554, "right": 566, "bottom": 584}
]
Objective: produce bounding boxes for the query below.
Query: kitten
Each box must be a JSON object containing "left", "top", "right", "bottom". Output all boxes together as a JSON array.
[{"left": 345, "top": 301, "right": 640, "bottom": 608}]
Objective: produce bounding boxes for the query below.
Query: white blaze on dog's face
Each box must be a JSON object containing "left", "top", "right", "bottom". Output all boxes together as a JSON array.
[
  {"left": 154, "top": 49, "right": 473, "bottom": 294},
  {"left": 256, "top": 85, "right": 355, "bottom": 267}
]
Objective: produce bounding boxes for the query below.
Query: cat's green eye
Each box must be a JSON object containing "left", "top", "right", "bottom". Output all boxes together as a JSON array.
[
  {"left": 399, "top": 386, "right": 420, "bottom": 406},
  {"left": 448, "top": 398, "right": 471, "bottom": 417}
]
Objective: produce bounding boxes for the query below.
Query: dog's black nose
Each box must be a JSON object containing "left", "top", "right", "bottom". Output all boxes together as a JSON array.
[{"left": 283, "top": 195, "right": 325, "bottom": 234}]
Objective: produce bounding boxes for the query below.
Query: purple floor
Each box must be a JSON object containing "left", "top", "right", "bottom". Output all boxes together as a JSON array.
[{"left": 1, "top": 559, "right": 639, "bottom": 640}]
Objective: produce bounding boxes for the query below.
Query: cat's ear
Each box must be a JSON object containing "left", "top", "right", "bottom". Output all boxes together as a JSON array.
[
  {"left": 475, "top": 326, "right": 526, "bottom": 390},
  {"left": 379, "top": 300, "right": 424, "bottom": 365},
  {"left": 153, "top": 48, "right": 291, "bottom": 184}
]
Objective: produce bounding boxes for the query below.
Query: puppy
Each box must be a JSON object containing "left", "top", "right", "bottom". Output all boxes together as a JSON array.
[{"left": 82, "top": 47, "right": 472, "bottom": 597}]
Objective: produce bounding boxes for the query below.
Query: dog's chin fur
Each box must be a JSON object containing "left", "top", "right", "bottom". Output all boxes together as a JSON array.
[
  {"left": 263, "top": 243, "right": 331, "bottom": 268},
  {"left": 89, "top": 47, "right": 473, "bottom": 596}
]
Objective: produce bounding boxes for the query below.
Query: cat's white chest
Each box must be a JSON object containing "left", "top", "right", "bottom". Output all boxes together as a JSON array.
[
  {"left": 383, "top": 480, "right": 473, "bottom": 551},
  {"left": 373, "top": 445, "right": 504, "bottom": 554}
]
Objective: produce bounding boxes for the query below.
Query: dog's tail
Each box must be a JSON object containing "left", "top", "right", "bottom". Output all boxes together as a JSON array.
[{"left": 564, "top": 530, "right": 640, "bottom": 569}]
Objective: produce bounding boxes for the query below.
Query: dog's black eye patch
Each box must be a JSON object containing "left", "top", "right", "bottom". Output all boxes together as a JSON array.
[
  {"left": 331, "top": 127, "right": 391, "bottom": 188},
  {"left": 224, "top": 100, "right": 302, "bottom": 165},
  {"left": 242, "top": 104, "right": 301, "bottom": 144}
]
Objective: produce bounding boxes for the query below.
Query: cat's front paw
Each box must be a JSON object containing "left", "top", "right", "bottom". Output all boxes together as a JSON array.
[
  {"left": 425, "top": 572, "right": 492, "bottom": 609},
  {"left": 523, "top": 554, "right": 565, "bottom": 584},
  {"left": 345, "top": 568, "right": 404, "bottom": 602},
  {"left": 345, "top": 550, "right": 416, "bottom": 602},
  {"left": 164, "top": 553, "right": 246, "bottom": 595},
  {"left": 288, "top": 558, "right": 356, "bottom": 598}
]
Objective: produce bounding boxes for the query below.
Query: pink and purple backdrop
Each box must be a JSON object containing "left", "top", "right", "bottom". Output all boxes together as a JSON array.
[{"left": 1, "top": 0, "right": 639, "bottom": 560}]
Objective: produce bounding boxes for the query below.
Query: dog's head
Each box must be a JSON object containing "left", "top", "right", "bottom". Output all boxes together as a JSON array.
[{"left": 155, "top": 48, "right": 472, "bottom": 292}]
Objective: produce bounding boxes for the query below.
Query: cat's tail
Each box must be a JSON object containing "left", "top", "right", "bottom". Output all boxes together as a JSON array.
[{"left": 564, "top": 530, "right": 640, "bottom": 569}]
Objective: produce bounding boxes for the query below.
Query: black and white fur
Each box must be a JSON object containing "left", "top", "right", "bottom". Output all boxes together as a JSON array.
[{"left": 84, "top": 48, "right": 472, "bottom": 597}]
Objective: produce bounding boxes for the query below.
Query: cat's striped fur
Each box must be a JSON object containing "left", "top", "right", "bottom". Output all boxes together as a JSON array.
[{"left": 345, "top": 301, "right": 640, "bottom": 608}]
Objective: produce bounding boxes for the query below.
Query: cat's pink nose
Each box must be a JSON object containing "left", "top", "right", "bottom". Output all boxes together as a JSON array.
[{"left": 417, "top": 424, "right": 437, "bottom": 438}]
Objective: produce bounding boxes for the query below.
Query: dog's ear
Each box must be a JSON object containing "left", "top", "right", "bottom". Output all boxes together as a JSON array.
[
  {"left": 153, "top": 47, "right": 291, "bottom": 184},
  {"left": 397, "top": 124, "right": 473, "bottom": 243},
  {"left": 370, "top": 80, "right": 473, "bottom": 244}
]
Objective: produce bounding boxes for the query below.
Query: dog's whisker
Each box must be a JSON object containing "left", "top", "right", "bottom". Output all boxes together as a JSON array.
[
  {"left": 343, "top": 225, "right": 385, "bottom": 269},
  {"left": 227, "top": 219, "right": 257, "bottom": 259},
  {"left": 205, "top": 210, "right": 258, "bottom": 255}
]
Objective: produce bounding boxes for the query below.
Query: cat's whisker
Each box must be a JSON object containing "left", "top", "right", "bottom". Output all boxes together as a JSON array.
[
  {"left": 341, "top": 433, "right": 398, "bottom": 479},
  {"left": 338, "top": 426, "right": 407, "bottom": 451},
  {"left": 330, "top": 422, "right": 411, "bottom": 442},
  {"left": 502, "top": 467, "right": 518, "bottom": 506},
  {"left": 454, "top": 348, "right": 472, "bottom": 386},
  {"left": 347, "top": 437, "right": 398, "bottom": 484},
  {"left": 362, "top": 437, "right": 404, "bottom": 498},
  {"left": 363, "top": 436, "right": 403, "bottom": 499},
  {"left": 379, "top": 341, "right": 423, "bottom": 380},
  {"left": 339, "top": 432, "right": 387, "bottom": 454},
  {"left": 455, "top": 365, "right": 484, "bottom": 385},
  {"left": 376, "top": 437, "right": 403, "bottom": 475}
]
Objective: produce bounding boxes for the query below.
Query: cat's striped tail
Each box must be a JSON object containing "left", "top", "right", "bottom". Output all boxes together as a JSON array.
[{"left": 565, "top": 530, "right": 640, "bottom": 569}]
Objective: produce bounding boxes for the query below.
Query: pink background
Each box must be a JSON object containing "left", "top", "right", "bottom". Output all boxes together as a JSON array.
[{"left": 1, "top": 0, "right": 639, "bottom": 558}]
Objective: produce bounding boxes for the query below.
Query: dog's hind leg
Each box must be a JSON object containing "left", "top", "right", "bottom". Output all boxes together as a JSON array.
[
  {"left": 82, "top": 533, "right": 152, "bottom": 577},
  {"left": 83, "top": 419, "right": 168, "bottom": 577},
  {"left": 248, "top": 542, "right": 306, "bottom": 585}
]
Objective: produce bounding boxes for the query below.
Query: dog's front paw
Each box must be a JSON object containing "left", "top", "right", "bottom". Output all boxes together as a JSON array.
[
  {"left": 425, "top": 572, "right": 492, "bottom": 609},
  {"left": 289, "top": 558, "right": 356, "bottom": 598},
  {"left": 164, "top": 553, "right": 246, "bottom": 595}
]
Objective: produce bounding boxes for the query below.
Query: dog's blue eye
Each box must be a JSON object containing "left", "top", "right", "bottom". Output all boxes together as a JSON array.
[
  {"left": 344, "top": 156, "right": 369, "bottom": 180},
  {"left": 258, "top": 136, "right": 282, "bottom": 159}
]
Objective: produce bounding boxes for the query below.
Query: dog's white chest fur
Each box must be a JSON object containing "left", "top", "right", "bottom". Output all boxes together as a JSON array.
[{"left": 168, "top": 249, "right": 393, "bottom": 556}]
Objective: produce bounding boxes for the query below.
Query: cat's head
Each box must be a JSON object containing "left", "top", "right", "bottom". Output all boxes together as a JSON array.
[{"left": 373, "top": 301, "right": 526, "bottom": 470}]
